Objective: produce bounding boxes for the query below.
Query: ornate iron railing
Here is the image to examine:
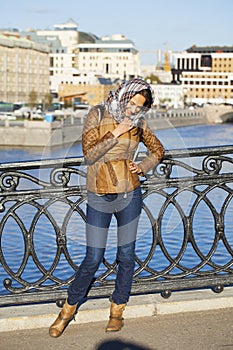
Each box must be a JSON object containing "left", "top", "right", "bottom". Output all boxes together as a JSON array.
[{"left": 0, "top": 145, "right": 233, "bottom": 306}]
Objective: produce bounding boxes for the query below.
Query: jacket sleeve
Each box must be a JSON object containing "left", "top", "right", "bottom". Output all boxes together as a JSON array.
[
  {"left": 138, "top": 119, "right": 165, "bottom": 175},
  {"left": 82, "top": 107, "right": 118, "bottom": 164}
]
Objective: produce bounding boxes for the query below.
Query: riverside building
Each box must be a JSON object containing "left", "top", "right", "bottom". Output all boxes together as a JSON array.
[
  {"left": 77, "top": 33, "right": 140, "bottom": 81},
  {"left": 0, "top": 32, "right": 50, "bottom": 104},
  {"left": 172, "top": 45, "right": 233, "bottom": 105},
  {"left": 151, "top": 83, "right": 183, "bottom": 109},
  {"left": 22, "top": 19, "right": 140, "bottom": 101}
]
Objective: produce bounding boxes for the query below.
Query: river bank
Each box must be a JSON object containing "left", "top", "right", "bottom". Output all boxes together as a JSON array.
[
  {"left": 0, "top": 114, "right": 209, "bottom": 147},
  {"left": 147, "top": 114, "right": 209, "bottom": 130},
  {"left": 0, "top": 104, "right": 232, "bottom": 147}
]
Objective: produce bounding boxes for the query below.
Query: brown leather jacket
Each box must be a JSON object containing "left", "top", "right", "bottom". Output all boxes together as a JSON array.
[{"left": 82, "top": 106, "right": 164, "bottom": 194}]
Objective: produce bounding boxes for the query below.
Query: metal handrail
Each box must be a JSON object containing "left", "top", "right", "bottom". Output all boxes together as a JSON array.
[{"left": 0, "top": 145, "right": 233, "bottom": 306}]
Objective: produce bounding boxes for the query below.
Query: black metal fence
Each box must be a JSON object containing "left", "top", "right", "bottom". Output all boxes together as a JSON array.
[{"left": 0, "top": 145, "right": 233, "bottom": 306}]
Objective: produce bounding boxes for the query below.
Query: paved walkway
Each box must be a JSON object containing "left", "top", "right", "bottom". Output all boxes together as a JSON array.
[
  {"left": 1, "top": 288, "right": 233, "bottom": 350},
  {"left": 1, "top": 309, "right": 233, "bottom": 350}
]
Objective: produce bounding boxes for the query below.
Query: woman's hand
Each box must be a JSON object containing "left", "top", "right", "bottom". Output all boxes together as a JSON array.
[
  {"left": 129, "top": 162, "right": 143, "bottom": 174},
  {"left": 112, "top": 117, "right": 133, "bottom": 138}
]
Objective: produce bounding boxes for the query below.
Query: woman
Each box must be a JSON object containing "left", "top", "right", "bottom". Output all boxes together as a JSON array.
[{"left": 49, "top": 78, "right": 164, "bottom": 338}]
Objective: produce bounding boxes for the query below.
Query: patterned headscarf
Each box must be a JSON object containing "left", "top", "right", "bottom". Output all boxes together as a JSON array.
[{"left": 105, "top": 78, "right": 154, "bottom": 125}]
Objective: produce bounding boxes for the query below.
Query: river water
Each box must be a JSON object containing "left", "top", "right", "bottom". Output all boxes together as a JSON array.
[
  {"left": 0, "top": 123, "right": 233, "bottom": 163},
  {"left": 0, "top": 123, "right": 233, "bottom": 295}
]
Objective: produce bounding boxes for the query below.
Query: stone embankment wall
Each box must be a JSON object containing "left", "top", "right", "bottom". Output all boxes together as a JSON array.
[
  {"left": 0, "top": 120, "right": 83, "bottom": 147},
  {"left": 147, "top": 114, "right": 208, "bottom": 130},
  {"left": 1, "top": 106, "right": 230, "bottom": 147}
]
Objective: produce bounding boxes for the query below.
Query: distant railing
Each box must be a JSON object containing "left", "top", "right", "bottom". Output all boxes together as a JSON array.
[
  {"left": 0, "top": 145, "right": 233, "bottom": 306},
  {"left": 147, "top": 107, "right": 205, "bottom": 119},
  {"left": 0, "top": 107, "right": 205, "bottom": 129}
]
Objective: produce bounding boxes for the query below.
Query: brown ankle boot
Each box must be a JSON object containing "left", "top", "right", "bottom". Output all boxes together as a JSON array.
[
  {"left": 105, "top": 301, "right": 126, "bottom": 332},
  {"left": 49, "top": 299, "right": 77, "bottom": 338}
]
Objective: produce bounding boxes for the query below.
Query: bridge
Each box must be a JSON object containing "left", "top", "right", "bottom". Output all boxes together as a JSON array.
[
  {"left": 202, "top": 105, "right": 233, "bottom": 124},
  {"left": 219, "top": 110, "right": 233, "bottom": 123}
]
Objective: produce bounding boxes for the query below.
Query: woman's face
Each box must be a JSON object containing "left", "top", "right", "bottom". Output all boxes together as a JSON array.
[{"left": 125, "top": 94, "right": 146, "bottom": 118}]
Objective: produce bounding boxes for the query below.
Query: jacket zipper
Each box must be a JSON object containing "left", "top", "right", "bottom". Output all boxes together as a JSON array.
[{"left": 123, "top": 130, "right": 132, "bottom": 198}]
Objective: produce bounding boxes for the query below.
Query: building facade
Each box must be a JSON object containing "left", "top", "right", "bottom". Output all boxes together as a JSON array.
[
  {"left": 151, "top": 83, "right": 183, "bottom": 109},
  {"left": 24, "top": 20, "right": 140, "bottom": 96},
  {"left": 0, "top": 32, "right": 50, "bottom": 104},
  {"left": 172, "top": 46, "right": 233, "bottom": 105},
  {"left": 77, "top": 34, "right": 140, "bottom": 81}
]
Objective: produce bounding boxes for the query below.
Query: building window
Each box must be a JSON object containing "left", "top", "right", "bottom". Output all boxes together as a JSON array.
[
  {"left": 182, "top": 58, "right": 185, "bottom": 69},
  {"left": 201, "top": 55, "right": 212, "bottom": 68}
]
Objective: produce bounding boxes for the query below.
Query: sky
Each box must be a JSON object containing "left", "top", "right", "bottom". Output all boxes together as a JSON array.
[{"left": 1, "top": 0, "right": 233, "bottom": 65}]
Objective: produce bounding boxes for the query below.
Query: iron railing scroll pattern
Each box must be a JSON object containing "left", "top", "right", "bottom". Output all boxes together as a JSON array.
[{"left": 0, "top": 146, "right": 232, "bottom": 306}]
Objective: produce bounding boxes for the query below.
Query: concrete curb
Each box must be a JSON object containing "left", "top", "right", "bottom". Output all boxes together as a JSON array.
[{"left": 1, "top": 287, "right": 233, "bottom": 333}]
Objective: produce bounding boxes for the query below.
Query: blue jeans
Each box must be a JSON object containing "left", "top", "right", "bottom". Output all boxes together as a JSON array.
[{"left": 68, "top": 186, "right": 142, "bottom": 305}]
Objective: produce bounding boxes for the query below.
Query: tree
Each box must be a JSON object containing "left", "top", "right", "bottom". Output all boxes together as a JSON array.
[
  {"left": 43, "top": 93, "right": 53, "bottom": 112},
  {"left": 28, "top": 89, "right": 38, "bottom": 107},
  {"left": 28, "top": 90, "right": 38, "bottom": 120}
]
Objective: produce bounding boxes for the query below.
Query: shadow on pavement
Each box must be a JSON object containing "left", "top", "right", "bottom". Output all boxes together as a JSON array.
[{"left": 96, "top": 339, "right": 155, "bottom": 350}]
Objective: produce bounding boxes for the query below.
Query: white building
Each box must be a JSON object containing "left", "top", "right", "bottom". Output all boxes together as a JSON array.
[
  {"left": 77, "top": 34, "right": 140, "bottom": 81},
  {"left": 36, "top": 20, "right": 79, "bottom": 48},
  {"left": 23, "top": 19, "right": 79, "bottom": 94},
  {"left": 22, "top": 20, "right": 140, "bottom": 94},
  {"left": 151, "top": 83, "right": 183, "bottom": 109},
  {"left": 50, "top": 68, "right": 100, "bottom": 93}
]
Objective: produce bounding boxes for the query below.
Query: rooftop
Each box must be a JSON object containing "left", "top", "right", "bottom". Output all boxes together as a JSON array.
[
  {"left": 0, "top": 32, "right": 49, "bottom": 52},
  {"left": 187, "top": 45, "right": 233, "bottom": 53}
]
